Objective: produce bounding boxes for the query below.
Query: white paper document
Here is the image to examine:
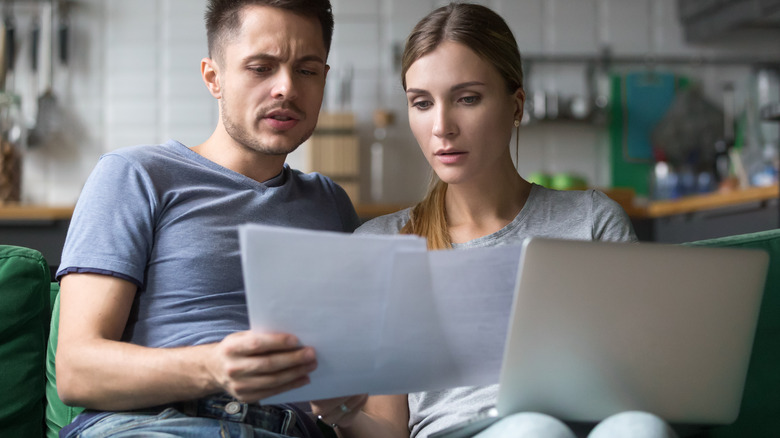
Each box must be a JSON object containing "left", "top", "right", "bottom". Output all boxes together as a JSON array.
[{"left": 238, "top": 224, "right": 523, "bottom": 404}]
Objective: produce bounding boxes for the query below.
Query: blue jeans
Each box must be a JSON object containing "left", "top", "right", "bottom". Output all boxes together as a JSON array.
[{"left": 62, "top": 395, "right": 321, "bottom": 438}]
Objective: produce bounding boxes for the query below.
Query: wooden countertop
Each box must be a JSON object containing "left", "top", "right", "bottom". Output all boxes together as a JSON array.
[
  {"left": 1, "top": 186, "right": 776, "bottom": 222},
  {"left": 0, "top": 205, "right": 75, "bottom": 220},
  {"left": 613, "top": 185, "right": 779, "bottom": 219},
  {"left": 0, "top": 204, "right": 410, "bottom": 222}
]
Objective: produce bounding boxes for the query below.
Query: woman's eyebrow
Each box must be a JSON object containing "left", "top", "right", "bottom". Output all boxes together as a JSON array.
[
  {"left": 406, "top": 81, "right": 486, "bottom": 95},
  {"left": 450, "top": 81, "right": 485, "bottom": 91}
]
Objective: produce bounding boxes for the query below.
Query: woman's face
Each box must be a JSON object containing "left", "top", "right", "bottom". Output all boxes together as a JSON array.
[{"left": 405, "top": 41, "right": 523, "bottom": 186}]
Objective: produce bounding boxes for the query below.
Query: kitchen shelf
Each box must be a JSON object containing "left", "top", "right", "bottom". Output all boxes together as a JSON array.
[{"left": 523, "top": 48, "right": 780, "bottom": 68}]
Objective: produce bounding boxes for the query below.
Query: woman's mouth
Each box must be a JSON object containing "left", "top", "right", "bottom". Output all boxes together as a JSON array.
[{"left": 435, "top": 150, "right": 467, "bottom": 164}]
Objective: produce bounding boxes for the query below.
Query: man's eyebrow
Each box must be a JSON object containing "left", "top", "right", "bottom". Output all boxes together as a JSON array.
[
  {"left": 405, "top": 81, "right": 486, "bottom": 95},
  {"left": 244, "top": 54, "right": 326, "bottom": 64},
  {"left": 297, "top": 54, "right": 326, "bottom": 64}
]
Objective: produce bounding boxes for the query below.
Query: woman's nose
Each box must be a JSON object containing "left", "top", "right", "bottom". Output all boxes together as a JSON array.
[{"left": 432, "top": 106, "right": 457, "bottom": 138}]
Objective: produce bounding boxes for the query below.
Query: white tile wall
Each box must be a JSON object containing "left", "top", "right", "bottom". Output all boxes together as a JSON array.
[{"left": 11, "top": 0, "right": 780, "bottom": 206}]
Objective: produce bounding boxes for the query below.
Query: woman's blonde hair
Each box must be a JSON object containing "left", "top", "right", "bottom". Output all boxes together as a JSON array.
[{"left": 399, "top": 2, "right": 524, "bottom": 249}]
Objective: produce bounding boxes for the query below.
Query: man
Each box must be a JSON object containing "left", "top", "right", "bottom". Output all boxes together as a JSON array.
[{"left": 56, "top": 1, "right": 359, "bottom": 436}]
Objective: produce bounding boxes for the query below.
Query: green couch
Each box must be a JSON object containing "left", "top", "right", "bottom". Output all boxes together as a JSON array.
[
  {"left": 0, "top": 245, "right": 82, "bottom": 437},
  {"left": 1, "top": 229, "right": 778, "bottom": 437}
]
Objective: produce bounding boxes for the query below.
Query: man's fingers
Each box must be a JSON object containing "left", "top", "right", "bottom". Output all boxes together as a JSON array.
[
  {"left": 229, "top": 363, "right": 316, "bottom": 402},
  {"left": 210, "top": 331, "right": 318, "bottom": 403},
  {"left": 221, "top": 331, "right": 300, "bottom": 356},
  {"left": 225, "top": 346, "right": 316, "bottom": 379}
]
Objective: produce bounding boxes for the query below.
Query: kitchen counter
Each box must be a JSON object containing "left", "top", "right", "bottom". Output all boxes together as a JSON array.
[
  {"left": 4, "top": 186, "right": 777, "bottom": 223},
  {"left": 2, "top": 187, "right": 776, "bottom": 259},
  {"left": 615, "top": 185, "right": 779, "bottom": 219},
  {"left": 612, "top": 185, "right": 780, "bottom": 243},
  {"left": 0, "top": 203, "right": 409, "bottom": 279},
  {"left": 0, "top": 204, "right": 409, "bottom": 222},
  {"left": 0, "top": 205, "right": 75, "bottom": 221}
]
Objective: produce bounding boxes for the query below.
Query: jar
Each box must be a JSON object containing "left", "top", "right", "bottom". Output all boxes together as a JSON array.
[{"left": 0, "top": 92, "right": 24, "bottom": 204}]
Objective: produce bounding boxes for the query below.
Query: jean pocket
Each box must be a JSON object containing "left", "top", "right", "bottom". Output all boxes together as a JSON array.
[{"left": 78, "top": 408, "right": 186, "bottom": 438}]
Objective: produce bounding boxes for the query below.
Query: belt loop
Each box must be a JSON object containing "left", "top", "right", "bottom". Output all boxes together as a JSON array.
[{"left": 280, "top": 409, "right": 296, "bottom": 435}]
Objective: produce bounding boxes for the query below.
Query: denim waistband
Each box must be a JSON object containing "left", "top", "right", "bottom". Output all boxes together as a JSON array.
[{"left": 165, "top": 394, "right": 310, "bottom": 436}]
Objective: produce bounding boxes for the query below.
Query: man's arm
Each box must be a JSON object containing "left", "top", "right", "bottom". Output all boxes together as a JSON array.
[{"left": 56, "top": 273, "right": 317, "bottom": 411}]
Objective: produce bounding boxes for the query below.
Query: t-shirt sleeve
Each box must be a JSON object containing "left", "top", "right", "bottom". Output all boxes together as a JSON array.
[
  {"left": 590, "top": 190, "right": 638, "bottom": 243},
  {"left": 326, "top": 180, "right": 361, "bottom": 233},
  {"left": 56, "top": 153, "right": 157, "bottom": 284}
]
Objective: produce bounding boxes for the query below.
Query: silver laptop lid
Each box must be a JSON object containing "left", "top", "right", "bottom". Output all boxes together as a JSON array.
[{"left": 497, "top": 237, "right": 768, "bottom": 424}]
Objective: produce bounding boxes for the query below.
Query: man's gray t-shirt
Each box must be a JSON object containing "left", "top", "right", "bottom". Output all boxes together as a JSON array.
[
  {"left": 354, "top": 184, "right": 637, "bottom": 438},
  {"left": 57, "top": 140, "right": 360, "bottom": 348}
]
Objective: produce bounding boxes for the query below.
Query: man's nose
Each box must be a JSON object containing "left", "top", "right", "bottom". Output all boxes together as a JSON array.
[{"left": 271, "top": 68, "right": 298, "bottom": 101}]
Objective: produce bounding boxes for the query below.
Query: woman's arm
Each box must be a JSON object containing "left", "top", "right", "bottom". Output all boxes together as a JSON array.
[{"left": 312, "top": 394, "right": 410, "bottom": 438}]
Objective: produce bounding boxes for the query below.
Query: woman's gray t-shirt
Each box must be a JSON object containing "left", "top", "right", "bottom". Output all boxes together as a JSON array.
[{"left": 354, "top": 184, "right": 637, "bottom": 438}]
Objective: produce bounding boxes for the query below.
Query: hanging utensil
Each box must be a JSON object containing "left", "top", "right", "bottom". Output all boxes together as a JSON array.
[
  {"left": 58, "top": 0, "right": 68, "bottom": 65},
  {"left": 30, "top": 0, "right": 59, "bottom": 147},
  {"left": 30, "top": 5, "right": 39, "bottom": 74},
  {"left": 3, "top": 0, "right": 15, "bottom": 93}
]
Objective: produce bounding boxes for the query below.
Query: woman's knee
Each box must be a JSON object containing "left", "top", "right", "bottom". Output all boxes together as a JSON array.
[
  {"left": 475, "top": 412, "right": 577, "bottom": 438},
  {"left": 589, "top": 411, "right": 677, "bottom": 438}
]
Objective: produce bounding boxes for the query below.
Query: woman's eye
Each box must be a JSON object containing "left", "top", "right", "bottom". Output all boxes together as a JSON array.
[
  {"left": 460, "top": 95, "right": 480, "bottom": 105},
  {"left": 412, "top": 100, "right": 432, "bottom": 110}
]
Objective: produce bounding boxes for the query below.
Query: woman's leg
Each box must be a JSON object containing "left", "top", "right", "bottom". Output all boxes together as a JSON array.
[
  {"left": 588, "top": 411, "right": 678, "bottom": 438},
  {"left": 474, "top": 412, "right": 577, "bottom": 438}
]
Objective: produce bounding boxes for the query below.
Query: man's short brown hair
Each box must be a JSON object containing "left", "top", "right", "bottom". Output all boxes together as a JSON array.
[{"left": 205, "top": 0, "right": 334, "bottom": 61}]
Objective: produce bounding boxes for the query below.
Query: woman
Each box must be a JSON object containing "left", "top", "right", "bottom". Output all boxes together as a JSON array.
[{"left": 310, "top": 3, "right": 677, "bottom": 437}]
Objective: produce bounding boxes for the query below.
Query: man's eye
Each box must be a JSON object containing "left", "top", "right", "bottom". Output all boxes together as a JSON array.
[
  {"left": 250, "top": 66, "right": 272, "bottom": 74},
  {"left": 299, "top": 69, "right": 318, "bottom": 76}
]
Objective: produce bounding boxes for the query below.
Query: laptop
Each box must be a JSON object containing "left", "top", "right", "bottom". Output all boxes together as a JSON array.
[{"left": 431, "top": 237, "right": 769, "bottom": 438}]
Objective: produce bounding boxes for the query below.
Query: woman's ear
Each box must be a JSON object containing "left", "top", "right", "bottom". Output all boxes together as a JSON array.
[
  {"left": 513, "top": 87, "right": 526, "bottom": 122},
  {"left": 201, "top": 57, "right": 222, "bottom": 99}
]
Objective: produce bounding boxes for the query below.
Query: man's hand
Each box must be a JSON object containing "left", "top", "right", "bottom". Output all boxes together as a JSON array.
[
  {"left": 207, "top": 330, "right": 318, "bottom": 402},
  {"left": 310, "top": 394, "right": 369, "bottom": 429}
]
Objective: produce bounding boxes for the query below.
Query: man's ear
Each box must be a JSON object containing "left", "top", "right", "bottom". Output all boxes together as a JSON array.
[
  {"left": 513, "top": 87, "right": 526, "bottom": 122},
  {"left": 202, "top": 57, "right": 222, "bottom": 99}
]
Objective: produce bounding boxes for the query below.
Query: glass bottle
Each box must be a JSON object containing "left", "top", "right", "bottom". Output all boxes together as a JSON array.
[{"left": 0, "top": 92, "right": 24, "bottom": 204}]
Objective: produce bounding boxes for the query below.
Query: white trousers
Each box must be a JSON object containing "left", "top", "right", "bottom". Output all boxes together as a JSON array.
[{"left": 473, "top": 411, "right": 678, "bottom": 438}]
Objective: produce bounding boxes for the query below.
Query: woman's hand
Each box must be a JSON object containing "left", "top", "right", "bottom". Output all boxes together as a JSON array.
[{"left": 310, "top": 394, "right": 369, "bottom": 429}]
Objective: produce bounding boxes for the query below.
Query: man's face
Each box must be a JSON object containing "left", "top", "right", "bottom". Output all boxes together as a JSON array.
[{"left": 215, "top": 5, "right": 328, "bottom": 156}]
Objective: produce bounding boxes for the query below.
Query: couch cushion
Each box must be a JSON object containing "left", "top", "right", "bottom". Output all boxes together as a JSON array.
[
  {"left": 45, "top": 287, "right": 84, "bottom": 437},
  {"left": 686, "top": 229, "right": 780, "bottom": 437},
  {"left": 0, "top": 245, "right": 51, "bottom": 438}
]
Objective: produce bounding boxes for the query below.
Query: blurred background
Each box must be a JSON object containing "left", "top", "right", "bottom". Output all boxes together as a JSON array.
[{"left": 0, "top": 0, "right": 779, "bottom": 266}]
